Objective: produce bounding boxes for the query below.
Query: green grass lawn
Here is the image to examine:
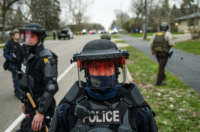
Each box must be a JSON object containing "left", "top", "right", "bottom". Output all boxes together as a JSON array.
[
  {"left": 0, "top": 40, "right": 6, "bottom": 44},
  {"left": 111, "top": 34, "right": 120, "bottom": 39},
  {"left": 129, "top": 32, "right": 154, "bottom": 38},
  {"left": 114, "top": 40, "right": 126, "bottom": 43},
  {"left": 0, "top": 43, "right": 5, "bottom": 48},
  {"left": 146, "top": 38, "right": 151, "bottom": 41},
  {"left": 174, "top": 39, "right": 200, "bottom": 55},
  {"left": 45, "top": 36, "right": 53, "bottom": 40},
  {"left": 0, "top": 40, "right": 6, "bottom": 48},
  {"left": 122, "top": 46, "right": 200, "bottom": 132}
]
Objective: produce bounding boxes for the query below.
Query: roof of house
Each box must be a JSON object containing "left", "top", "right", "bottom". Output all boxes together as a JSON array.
[{"left": 176, "top": 12, "right": 200, "bottom": 21}]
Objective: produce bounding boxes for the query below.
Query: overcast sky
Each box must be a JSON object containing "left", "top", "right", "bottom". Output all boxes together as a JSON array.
[
  {"left": 60, "top": 0, "right": 186, "bottom": 29},
  {"left": 88, "top": 0, "right": 132, "bottom": 29}
]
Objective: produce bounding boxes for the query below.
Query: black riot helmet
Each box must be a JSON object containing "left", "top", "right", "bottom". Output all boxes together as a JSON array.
[
  {"left": 9, "top": 29, "right": 19, "bottom": 36},
  {"left": 71, "top": 39, "right": 129, "bottom": 88},
  {"left": 160, "top": 22, "right": 169, "bottom": 31},
  {"left": 72, "top": 39, "right": 129, "bottom": 62},
  {"left": 19, "top": 23, "right": 47, "bottom": 45}
]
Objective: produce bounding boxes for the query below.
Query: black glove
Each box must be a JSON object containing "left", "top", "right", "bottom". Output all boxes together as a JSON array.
[{"left": 3, "top": 60, "right": 9, "bottom": 70}]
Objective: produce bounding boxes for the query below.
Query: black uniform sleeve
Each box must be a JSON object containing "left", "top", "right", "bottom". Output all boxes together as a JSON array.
[
  {"left": 123, "top": 83, "right": 158, "bottom": 132},
  {"left": 49, "top": 103, "right": 72, "bottom": 132},
  {"left": 3, "top": 41, "right": 13, "bottom": 61},
  {"left": 38, "top": 50, "right": 58, "bottom": 114},
  {"left": 134, "top": 107, "right": 158, "bottom": 132}
]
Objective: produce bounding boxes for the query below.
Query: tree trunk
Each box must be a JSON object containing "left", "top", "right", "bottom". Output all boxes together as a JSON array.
[{"left": 1, "top": 11, "right": 6, "bottom": 41}]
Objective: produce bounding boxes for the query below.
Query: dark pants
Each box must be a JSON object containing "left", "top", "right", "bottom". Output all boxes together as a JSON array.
[
  {"left": 53, "top": 34, "right": 56, "bottom": 40},
  {"left": 12, "top": 72, "right": 22, "bottom": 97},
  {"left": 16, "top": 116, "right": 50, "bottom": 132},
  {"left": 155, "top": 52, "right": 168, "bottom": 85}
]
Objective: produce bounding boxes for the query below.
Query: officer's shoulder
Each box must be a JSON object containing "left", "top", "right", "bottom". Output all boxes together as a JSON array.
[
  {"left": 5, "top": 40, "right": 12, "bottom": 46},
  {"left": 121, "top": 83, "right": 146, "bottom": 106},
  {"left": 56, "top": 82, "right": 81, "bottom": 116},
  {"left": 121, "top": 82, "right": 138, "bottom": 92},
  {"left": 165, "top": 31, "right": 172, "bottom": 36},
  {"left": 62, "top": 81, "right": 84, "bottom": 104},
  {"left": 39, "top": 49, "right": 57, "bottom": 58},
  {"left": 56, "top": 102, "right": 71, "bottom": 117},
  {"left": 156, "top": 32, "right": 164, "bottom": 36}
]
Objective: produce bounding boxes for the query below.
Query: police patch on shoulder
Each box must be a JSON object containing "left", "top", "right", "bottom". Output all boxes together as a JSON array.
[
  {"left": 43, "top": 57, "right": 49, "bottom": 64},
  {"left": 157, "top": 32, "right": 164, "bottom": 36},
  {"left": 82, "top": 109, "right": 121, "bottom": 125}
]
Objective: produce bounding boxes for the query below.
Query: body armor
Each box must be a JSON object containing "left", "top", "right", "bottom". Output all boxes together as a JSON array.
[
  {"left": 50, "top": 82, "right": 157, "bottom": 132},
  {"left": 151, "top": 32, "right": 170, "bottom": 53},
  {"left": 19, "top": 47, "right": 58, "bottom": 116}
]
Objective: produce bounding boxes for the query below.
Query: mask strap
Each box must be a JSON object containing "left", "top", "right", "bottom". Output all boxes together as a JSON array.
[
  {"left": 122, "top": 64, "right": 127, "bottom": 83},
  {"left": 77, "top": 63, "right": 82, "bottom": 87}
]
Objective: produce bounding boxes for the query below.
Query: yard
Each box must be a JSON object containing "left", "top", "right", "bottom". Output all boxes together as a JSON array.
[
  {"left": 122, "top": 46, "right": 200, "bottom": 132},
  {"left": 175, "top": 39, "right": 200, "bottom": 55}
]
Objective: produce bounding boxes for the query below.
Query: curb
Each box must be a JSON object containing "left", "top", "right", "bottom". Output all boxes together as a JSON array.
[
  {"left": 126, "top": 66, "right": 134, "bottom": 83},
  {"left": 113, "top": 39, "right": 134, "bottom": 83}
]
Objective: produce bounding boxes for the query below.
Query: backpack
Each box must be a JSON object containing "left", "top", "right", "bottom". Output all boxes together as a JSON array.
[{"left": 151, "top": 32, "right": 170, "bottom": 53}]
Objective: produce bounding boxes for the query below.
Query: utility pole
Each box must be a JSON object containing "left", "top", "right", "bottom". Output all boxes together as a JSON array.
[{"left": 143, "top": 0, "right": 147, "bottom": 40}]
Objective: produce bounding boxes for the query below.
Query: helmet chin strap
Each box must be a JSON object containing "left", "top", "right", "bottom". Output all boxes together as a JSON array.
[{"left": 122, "top": 64, "right": 127, "bottom": 83}]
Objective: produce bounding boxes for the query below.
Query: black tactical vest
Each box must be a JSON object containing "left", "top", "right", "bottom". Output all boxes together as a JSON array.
[
  {"left": 62, "top": 82, "right": 149, "bottom": 132},
  {"left": 19, "top": 48, "right": 48, "bottom": 113}
]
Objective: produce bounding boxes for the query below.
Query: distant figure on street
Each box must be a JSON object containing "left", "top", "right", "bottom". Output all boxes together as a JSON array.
[
  {"left": 3, "top": 29, "right": 23, "bottom": 99},
  {"left": 150, "top": 22, "right": 174, "bottom": 85},
  {"left": 53, "top": 31, "right": 56, "bottom": 40}
]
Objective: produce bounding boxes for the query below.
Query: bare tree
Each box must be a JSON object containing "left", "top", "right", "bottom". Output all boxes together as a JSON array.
[
  {"left": 65, "top": 0, "right": 93, "bottom": 25},
  {"left": 130, "top": 0, "right": 144, "bottom": 18},
  {"left": 114, "top": 9, "right": 130, "bottom": 29},
  {"left": 0, "top": 0, "right": 22, "bottom": 40},
  {"left": 23, "top": 0, "right": 61, "bottom": 30}
]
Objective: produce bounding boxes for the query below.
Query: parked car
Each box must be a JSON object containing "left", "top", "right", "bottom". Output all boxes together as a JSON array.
[
  {"left": 89, "top": 30, "right": 96, "bottom": 35},
  {"left": 111, "top": 28, "right": 118, "bottom": 34},
  {"left": 98, "top": 29, "right": 106, "bottom": 34},
  {"left": 82, "top": 29, "right": 87, "bottom": 34},
  {"left": 58, "top": 28, "right": 73, "bottom": 40}
]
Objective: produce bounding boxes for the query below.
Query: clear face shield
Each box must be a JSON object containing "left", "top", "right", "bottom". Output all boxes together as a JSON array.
[{"left": 19, "top": 30, "right": 39, "bottom": 46}]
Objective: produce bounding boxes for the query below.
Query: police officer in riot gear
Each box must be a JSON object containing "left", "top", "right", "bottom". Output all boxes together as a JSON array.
[
  {"left": 17, "top": 23, "right": 58, "bottom": 132},
  {"left": 3, "top": 29, "right": 24, "bottom": 99},
  {"left": 50, "top": 39, "right": 157, "bottom": 132},
  {"left": 151, "top": 22, "right": 174, "bottom": 85}
]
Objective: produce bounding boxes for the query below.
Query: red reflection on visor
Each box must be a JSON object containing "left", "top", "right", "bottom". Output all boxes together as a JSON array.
[{"left": 88, "top": 61, "right": 115, "bottom": 76}]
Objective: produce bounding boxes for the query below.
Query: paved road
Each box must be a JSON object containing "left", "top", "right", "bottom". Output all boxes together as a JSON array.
[
  {"left": 0, "top": 49, "right": 3, "bottom": 57},
  {"left": 120, "top": 34, "right": 200, "bottom": 94},
  {"left": 0, "top": 35, "right": 99, "bottom": 131}
]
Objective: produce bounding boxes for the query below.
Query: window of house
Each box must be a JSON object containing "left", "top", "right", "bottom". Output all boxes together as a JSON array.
[{"left": 188, "top": 18, "right": 194, "bottom": 26}]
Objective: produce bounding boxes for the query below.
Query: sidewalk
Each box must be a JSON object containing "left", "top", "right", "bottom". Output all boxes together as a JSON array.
[
  {"left": 120, "top": 34, "right": 200, "bottom": 94},
  {"left": 137, "top": 33, "right": 192, "bottom": 43},
  {"left": 0, "top": 49, "right": 3, "bottom": 57}
]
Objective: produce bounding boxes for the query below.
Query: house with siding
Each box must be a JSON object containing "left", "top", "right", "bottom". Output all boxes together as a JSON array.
[{"left": 176, "top": 12, "right": 200, "bottom": 33}]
